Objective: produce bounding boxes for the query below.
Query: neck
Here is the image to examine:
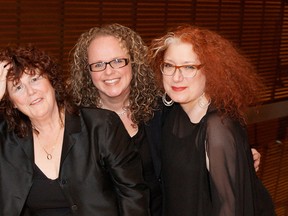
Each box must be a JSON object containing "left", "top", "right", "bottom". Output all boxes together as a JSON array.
[
  {"left": 99, "top": 94, "right": 130, "bottom": 116},
  {"left": 31, "top": 108, "right": 64, "bottom": 134},
  {"left": 181, "top": 94, "right": 210, "bottom": 124}
]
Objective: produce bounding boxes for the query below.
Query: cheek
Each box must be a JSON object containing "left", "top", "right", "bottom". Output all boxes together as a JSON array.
[
  {"left": 162, "top": 77, "right": 170, "bottom": 91},
  {"left": 90, "top": 73, "right": 101, "bottom": 87},
  {"left": 9, "top": 96, "right": 24, "bottom": 109}
]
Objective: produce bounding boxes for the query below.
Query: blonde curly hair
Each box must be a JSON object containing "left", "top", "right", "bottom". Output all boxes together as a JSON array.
[{"left": 70, "top": 23, "right": 161, "bottom": 124}]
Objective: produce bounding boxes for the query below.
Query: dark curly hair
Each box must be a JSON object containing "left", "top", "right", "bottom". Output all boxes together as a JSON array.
[
  {"left": 0, "top": 45, "right": 76, "bottom": 137},
  {"left": 148, "top": 25, "right": 264, "bottom": 124},
  {"left": 70, "top": 23, "right": 161, "bottom": 125}
]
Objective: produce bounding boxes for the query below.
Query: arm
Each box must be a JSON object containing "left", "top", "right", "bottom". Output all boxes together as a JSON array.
[
  {"left": 205, "top": 115, "right": 255, "bottom": 216},
  {"left": 0, "top": 62, "right": 9, "bottom": 100},
  {"left": 103, "top": 113, "right": 150, "bottom": 216}
]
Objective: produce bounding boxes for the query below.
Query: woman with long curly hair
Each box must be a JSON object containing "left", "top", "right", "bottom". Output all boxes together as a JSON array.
[
  {"left": 70, "top": 23, "right": 163, "bottom": 216},
  {"left": 148, "top": 25, "right": 275, "bottom": 216}
]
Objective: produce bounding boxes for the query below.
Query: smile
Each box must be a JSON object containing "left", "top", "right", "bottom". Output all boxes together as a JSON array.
[
  {"left": 104, "top": 78, "right": 120, "bottom": 84},
  {"left": 30, "top": 98, "right": 42, "bottom": 105}
]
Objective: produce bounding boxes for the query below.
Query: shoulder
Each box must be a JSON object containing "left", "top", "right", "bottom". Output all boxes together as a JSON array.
[
  {"left": 204, "top": 108, "right": 246, "bottom": 150},
  {"left": 79, "top": 107, "right": 122, "bottom": 126},
  {"left": 205, "top": 109, "right": 242, "bottom": 134}
]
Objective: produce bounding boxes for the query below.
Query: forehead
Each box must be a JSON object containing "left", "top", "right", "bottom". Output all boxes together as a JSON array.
[
  {"left": 164, "top": 41, "right": 198, "bottom": 62},
  {"left": 88, "top": 36, "right": 128, "bottom": 61}
]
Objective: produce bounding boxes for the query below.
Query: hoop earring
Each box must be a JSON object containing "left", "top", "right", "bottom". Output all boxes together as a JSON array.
[
  {"left": 162, "top": 92, "right": 174, "bottom": 106},
  {"left": 198, "top": 92, "right": 211, "bottom": 108}
]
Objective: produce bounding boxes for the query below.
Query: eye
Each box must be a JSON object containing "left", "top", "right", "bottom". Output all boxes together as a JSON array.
[
  {"left": 31, "top": 75, "right": 41, "bottom": 82},
  {"left": 13, "top": 83, "right": 23, "bottom": 92},
  {"left": 184, "top": 65, "right": 197, "bottom": 70},
  {"left": 113, "top": 58, "right": 125, "bottom": 64},
  {"left": 92, "top": 62, "right": 104, "bottom": 69},
  {"left": 163, "top": 62, "right": 174, "bottom": 68}
]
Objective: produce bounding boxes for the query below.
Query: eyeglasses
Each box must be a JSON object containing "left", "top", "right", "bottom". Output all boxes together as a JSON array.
[
  {"left": 89, "top": 58, "right": 129, "bottom": 72},
  {"left": 160, "top": 62, "right": 203, "bottom": 78}
]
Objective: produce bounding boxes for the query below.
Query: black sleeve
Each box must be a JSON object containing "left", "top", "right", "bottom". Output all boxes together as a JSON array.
[{"left": 101, "top": 112, "right": 150, "bottom": 216}]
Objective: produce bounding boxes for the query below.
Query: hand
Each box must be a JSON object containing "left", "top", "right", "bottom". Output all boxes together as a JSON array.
[
  {"left": 0, "top": 62, "right": 10, "bottom": 100},
  {"left": 251, "top": 148, "right": 261, "bottom": 172}
]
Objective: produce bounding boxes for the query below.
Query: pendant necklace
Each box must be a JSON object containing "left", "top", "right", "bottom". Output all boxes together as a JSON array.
[
  {"left": 43, "top": 127, "right": 62, "bottom": 160},
  {"left": 33, "top": 125, "right": 63, "bottom": 160}
]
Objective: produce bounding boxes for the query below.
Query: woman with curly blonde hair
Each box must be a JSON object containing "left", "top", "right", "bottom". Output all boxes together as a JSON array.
[
  {"left": 148, "top": 25, "right": 275, "bottom": 216},
  {"left": 70, "top": 23, "right": 162, "bottom": 216}
]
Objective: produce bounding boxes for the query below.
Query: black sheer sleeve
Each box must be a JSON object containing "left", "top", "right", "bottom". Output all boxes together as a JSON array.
[{"left": 205, "top": 112, "right": 257, "bottom": 216}]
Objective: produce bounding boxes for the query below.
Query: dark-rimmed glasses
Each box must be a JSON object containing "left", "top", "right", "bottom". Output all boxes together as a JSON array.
[
  {"left": 160, "top": 62, "right": 203, "bottom": 78},
  {"left": 89, "top": 58, "right": 129, "bottom": 72}
]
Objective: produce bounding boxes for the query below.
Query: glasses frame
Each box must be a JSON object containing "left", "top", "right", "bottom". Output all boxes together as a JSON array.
[
  {"left": 160, "top": 62, "right": 203, "bottom": 78},
  {"left": 89, "top": 58, "right": 129, "bottom": 72}
]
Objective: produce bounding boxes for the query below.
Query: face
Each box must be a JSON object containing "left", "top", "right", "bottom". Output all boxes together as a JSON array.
[
  {"left": 162, "top": 41, "right": 206, "bottom": 108},
  {"left": 87, "top": 36, "right": 132, "bottom": 101},
  {"left": 7, "top": 71, "right": 58, "bottom": 121}
]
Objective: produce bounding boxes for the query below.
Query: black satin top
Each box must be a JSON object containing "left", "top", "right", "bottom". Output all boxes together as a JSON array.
[{"left": 133, "top": 124, "right": 162, "bottom": 216}]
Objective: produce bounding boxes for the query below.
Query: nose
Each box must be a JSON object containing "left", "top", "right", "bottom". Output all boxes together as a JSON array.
[
  {"left": 172, "top": 68, "right": 184, "bottom": 82},
  {"left": 103, "top": 64, "right": 114, "bottom": 75},
  {"left": 26, "top": 84, "right": 36, "bottom": 95}
]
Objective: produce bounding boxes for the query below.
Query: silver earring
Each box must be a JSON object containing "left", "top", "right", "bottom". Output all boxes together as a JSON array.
[
  {"left": 198, "top": 92, "right": 211, "bottom": 108},
  {"left": 162, "top": 92, "right": 174, "bottom": 106}
]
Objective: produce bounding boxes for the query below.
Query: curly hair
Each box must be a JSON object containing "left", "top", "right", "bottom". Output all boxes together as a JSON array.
[
  {"left": 0, "top": 45, "right": 76, "bottom": 137},
  {"left": 148, "top": 25, "right": 264, "bottom": 124},
  {"left": 70, "top": 23, "right": 161, "bottom": 125}
]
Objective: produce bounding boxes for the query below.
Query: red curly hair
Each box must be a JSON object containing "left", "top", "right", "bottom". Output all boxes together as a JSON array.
[{"left": 148, "top": 25, "right": 264, "bottom": 124}]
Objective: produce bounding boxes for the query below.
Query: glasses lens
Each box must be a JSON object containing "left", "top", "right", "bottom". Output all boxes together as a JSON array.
[
  {"left": 89, "top": 62, "right": 105, "bottom": 72},
  {"left": 110, "top": 58, "right": 128, "bottom": 69},
  {"left": 161, "top": 62, "right": 175, "bottom": 75},
  {"left": 181, "top": 65, "right": 198, "bottom": 77}
]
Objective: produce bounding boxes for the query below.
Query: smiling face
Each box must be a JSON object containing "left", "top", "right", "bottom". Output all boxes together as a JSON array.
[
  {"left": 7, "top": 71, "right": 58, "bottom": 121},
  {"left": 87, "top": 36, "right": 132, "bottom": 101},
  {"left": 162, "top": 41, "right": 206, "bottom": 108}
]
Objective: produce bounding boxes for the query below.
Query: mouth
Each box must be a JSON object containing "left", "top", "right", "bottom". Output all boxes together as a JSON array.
[
  {"left": 172, "top": 86, "right": 186, "bottom": 91},
  {"left": 30, "top": 98, "right": 42, "bottom": 105},
  {"left": 104, "top": 78, "right": 120, "bottom": 84}
]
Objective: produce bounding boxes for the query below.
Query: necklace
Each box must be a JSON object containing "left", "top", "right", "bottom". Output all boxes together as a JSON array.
[
  {"left": 98, "top": 99, "right": 129, "bottom": 117},
  {"left": 117, "top": 110, "right": 127, "bottom": 116},
  {"left": 117, "top": 105, "right": 129, "bottom": 116},
  {"left": 33, "top": 125, "right": 63, "bottom": 160}
]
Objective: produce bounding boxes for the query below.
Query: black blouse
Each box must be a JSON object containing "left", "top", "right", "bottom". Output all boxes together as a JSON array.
[
  {"left": 161, "top": 104, "right": 275, "bottom": 216},
  {"left": 25, "top": 165, "right": 71, "bottom": 216}
]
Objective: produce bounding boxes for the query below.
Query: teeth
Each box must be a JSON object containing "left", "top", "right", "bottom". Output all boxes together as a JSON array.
[{"left": 105, "top": 79, "right": 119, "bottom": 84}]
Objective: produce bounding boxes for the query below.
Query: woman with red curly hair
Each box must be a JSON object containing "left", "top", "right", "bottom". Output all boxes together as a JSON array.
[{"left": 149, "top": 25, "right": 275, "bottom": 216}]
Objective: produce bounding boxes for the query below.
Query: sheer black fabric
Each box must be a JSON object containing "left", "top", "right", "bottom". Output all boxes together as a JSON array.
[{"left": 161, "top": 104, "right": 275, "bottom": 216}]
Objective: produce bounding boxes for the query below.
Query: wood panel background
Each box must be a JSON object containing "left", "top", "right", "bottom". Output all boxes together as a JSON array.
[{"left": 0, "top": 0, "right": 287, "bottom": 215}]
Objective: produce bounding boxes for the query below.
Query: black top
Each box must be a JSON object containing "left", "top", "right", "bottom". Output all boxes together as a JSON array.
[
  {"left": 161, "top": 104, "right": 275, "bottom": 216},
  {"left": 133, "top": 124, "right": 162, "bottom": 216},
  {"left": 25, "top": 165, "right": 71, "bottom": 216}
]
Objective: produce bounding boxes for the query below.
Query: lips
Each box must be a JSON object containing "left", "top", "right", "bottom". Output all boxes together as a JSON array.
[
  {"left": 30, "top": 98, "right": 42, "bottom": 105},
  {"left": 172, "top": 86, "right": 186, "bottom": 92}
]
